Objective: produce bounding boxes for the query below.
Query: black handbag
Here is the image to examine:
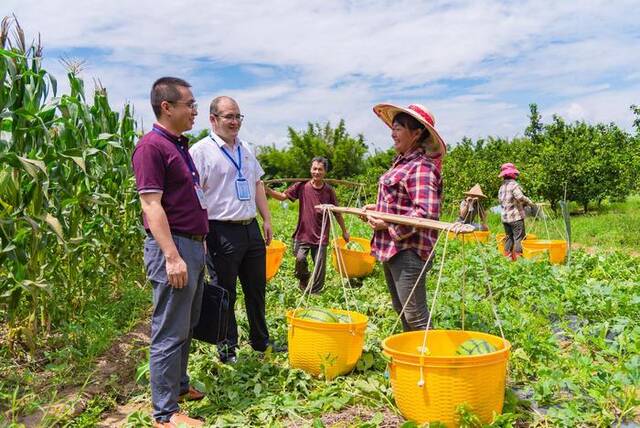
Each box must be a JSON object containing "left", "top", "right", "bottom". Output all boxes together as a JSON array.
[{"left": 193, "top": 282, "right": 229, "bottom": 344}]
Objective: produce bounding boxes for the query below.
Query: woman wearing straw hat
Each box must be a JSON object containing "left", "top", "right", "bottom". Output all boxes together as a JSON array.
[
  {"left": 498, "top": 163, "right": 535, "bottom": 260},
  {"left": 457, "top": 184, "right": 488, "bottom": 231},
  {"left": 363, "top": 103, "right": 444, "bottom": 331}
]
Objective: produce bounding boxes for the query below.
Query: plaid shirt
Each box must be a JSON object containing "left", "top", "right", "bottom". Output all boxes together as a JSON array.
[
  {"left": 498, "top": 179, "right": 533, "bottom": 223},
  {"left": 371, "top": 148, "right": 442, "bottom": 262}
]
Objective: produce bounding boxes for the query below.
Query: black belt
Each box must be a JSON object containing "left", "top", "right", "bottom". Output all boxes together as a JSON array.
[
  {"left": 173, "top": 232, "right": 206, "bottom": 242},
  {"left": 214, "top": 218, "right": 255, "bottom": 226},
  {"left": 146, "top": 231, "right": 206, "bottom": 242}
]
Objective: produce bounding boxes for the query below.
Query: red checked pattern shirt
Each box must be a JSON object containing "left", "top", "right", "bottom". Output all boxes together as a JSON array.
[
  {"left": 498, "top": 179, "right": 533, "bottom": 223},
  {"left": 371, "top": 148, "right": 442, "bottom": 262}
]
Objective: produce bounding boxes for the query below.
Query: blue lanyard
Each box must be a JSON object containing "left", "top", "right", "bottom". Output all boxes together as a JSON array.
[
  {"left": 218, "top": 141, "right": 244, "bottom": 178},
  {"left": 152, "top": 127, "right": 199, "bottom": 185}
]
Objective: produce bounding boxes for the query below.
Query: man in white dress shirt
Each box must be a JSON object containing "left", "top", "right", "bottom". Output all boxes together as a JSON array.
[{"left": 190, "top": 96, "right": 275, "bottom": 363}]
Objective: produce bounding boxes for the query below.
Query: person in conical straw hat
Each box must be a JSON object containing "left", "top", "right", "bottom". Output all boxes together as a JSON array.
[
  {"left": 457, "top": 184, "right": 488, "bottom": 231},
  {"left": 362, "top": 102, "right": 445, "bottom": 332},
  {"left": 497, "top": 163, "right": 535, "bottom": 260}
]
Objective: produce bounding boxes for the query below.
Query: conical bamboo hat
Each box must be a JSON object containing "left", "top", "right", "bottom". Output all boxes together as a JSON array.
[{"left": 464, "top": 184, "right": 486, "bottom": 198}]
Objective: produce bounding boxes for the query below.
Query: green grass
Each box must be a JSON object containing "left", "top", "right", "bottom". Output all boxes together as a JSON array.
[
  {"left": 568, "top": 195, "right": 640, "bottom": 253},
  {"left": 4, "top": 197, "right": 639, "bottom": 427},
  {"left": 130, "top": 199, "right": 638, "bottom": 427},
  {"left": 442, "top": 195, "right": 640, "bottom": 254},
  {"left": 0, "top": 265, "right": 150, "bottom": 425}
]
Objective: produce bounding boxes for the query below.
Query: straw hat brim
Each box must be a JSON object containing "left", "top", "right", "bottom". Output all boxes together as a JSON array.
[
  {"left": 373, "top": 103, "right": 446, "bottom": 156},
  {"left": 464, "top": 188, "right": 487, "bottom": 198}
]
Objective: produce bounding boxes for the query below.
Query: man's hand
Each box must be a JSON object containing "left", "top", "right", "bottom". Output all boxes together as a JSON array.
[
  {"left": 263, "top": 220, "right": 273, "bottom": 246},
  {"left": 367, "top": 215, "right": 389, "bottom": 231},
  {"left": 165, "top": 253, "right": 188, "bottom": 288},
  {"left": 342, "top": 231, "right": 350, "bottom": 242}
]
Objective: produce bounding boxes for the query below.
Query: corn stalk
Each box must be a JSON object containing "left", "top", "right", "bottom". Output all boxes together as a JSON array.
[{"left": 0, "top": 16, "right": 141, "bottom": 355}]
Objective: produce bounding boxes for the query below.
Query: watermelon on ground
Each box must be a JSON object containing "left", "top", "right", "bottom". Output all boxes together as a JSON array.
[{"left": 456, "top": 338, "right": 497, "bottom": 355}]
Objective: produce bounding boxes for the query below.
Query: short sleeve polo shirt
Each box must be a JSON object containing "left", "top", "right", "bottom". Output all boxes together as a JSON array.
[{"left": 132, "top": 124, "right": 208, "bottom": 235}]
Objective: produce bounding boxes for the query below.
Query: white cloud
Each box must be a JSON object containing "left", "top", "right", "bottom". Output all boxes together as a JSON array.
[{"left": 3, "top": 0, "right": 639, "bottom": 150}]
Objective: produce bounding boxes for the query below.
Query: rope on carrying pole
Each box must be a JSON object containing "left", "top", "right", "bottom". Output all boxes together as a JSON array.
[
  {"left": 387, "top": 232, "right": 443, "bottom": 336},
  {"left": 467, "top": 230, "right": 506, "bottom": 341},
  {"left": 415, "top": 224, "right": 457, "bottom": 387},
  {"left": 294, "top": 208, "right": 330, "bottom": 310},
  {"left": 461, "top": 237, "right": 466, "bottom": 331},
  {"left": 327, "top": 208, "right": 360, "bottom": 315},
  {"left": 294, "top": 205, "right": 360, "bottom": 318}
]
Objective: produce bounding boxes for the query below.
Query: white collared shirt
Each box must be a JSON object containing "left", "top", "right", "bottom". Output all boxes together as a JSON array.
[{"left": 189, "top": 132, "right": 265, "bottom": 221}]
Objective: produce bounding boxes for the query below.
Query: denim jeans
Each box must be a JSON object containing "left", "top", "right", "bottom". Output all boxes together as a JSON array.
[
  {"left": 144, "top": 235, "right": 205, "bottom": 422},
  {"left": 382, "top": 249, "right": 432, "bottom": 331}
]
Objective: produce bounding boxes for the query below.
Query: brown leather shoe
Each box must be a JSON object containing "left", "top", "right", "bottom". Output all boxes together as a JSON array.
[
  {"left": 153, "top": 412, "right": 204, "bottom": 427},
  {"left": 178, "top": 385, "right": 205, "bottom": 402}
]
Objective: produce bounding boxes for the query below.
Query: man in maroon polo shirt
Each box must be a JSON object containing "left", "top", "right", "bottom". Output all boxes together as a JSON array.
[
  {"left": 265, "top": 157, "right": 349, "bottom": 293},
  {"left": 132, "top": 77, "right": 207, "bottom": 428}
]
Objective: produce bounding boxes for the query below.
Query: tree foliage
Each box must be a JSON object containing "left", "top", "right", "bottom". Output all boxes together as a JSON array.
[
  {"left": 258, "top": 104, "right": 639, "bottom": 212},
  {"left": 443, "top": 104, "right": 640, "bottom": 211},
  {"left": 257, "top": 120, "right": 367, "bottom": 179}
]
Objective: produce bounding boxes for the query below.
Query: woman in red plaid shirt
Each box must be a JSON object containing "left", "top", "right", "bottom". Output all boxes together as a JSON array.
[{"left": 364, "top": 103, "right": 445, "bottom": 331}]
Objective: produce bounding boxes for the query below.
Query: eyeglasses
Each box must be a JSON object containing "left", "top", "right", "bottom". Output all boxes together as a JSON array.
[
  {"left": 169, "top": 100, "right": 198, "bottom": 110},
  {"left": 214, "top": 113, "right": 244, "bottom": 122}
]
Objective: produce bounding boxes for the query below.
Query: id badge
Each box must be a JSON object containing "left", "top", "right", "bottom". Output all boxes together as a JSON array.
[
  {"left": 195, "top": 185, "right": 208, "bottom": 209},
  {"left": 235, "top": 177, "right": 251, "bottom": 201}
]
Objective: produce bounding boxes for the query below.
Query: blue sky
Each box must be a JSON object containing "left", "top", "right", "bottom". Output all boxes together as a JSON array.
[{"left": 4, "top": 0, "right": 640, "bottom": 150}]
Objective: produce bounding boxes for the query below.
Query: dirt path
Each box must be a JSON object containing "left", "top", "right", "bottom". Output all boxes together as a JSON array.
[{"left": 18, "top": 319, "right": 151, "bottom": 427}]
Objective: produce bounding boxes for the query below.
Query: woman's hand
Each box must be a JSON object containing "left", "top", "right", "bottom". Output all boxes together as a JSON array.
[
  {"left": 359, "top": 204, "right": 377, "bottom": 221},
  {"left": 449, "top": 221, "right": 466, "bottom": 234},
  {"left": 367, "top": 215, "right": 389, "bottom": 231}
]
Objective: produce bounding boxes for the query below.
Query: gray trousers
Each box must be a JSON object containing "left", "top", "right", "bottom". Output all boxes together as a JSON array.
[
  {"left": 503, "top": 219, "right": 526, "bottom": 254},
  {"left": 382, "top": 249, "right": 431, "bottom": 332},
  {"left": 143, "top": 235, "right": 206, "bottom": 422},
  {"left": 293, "top": 241, "right": 327, "bottom": 293}
]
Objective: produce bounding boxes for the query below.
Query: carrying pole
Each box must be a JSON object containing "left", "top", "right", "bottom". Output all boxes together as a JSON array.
[
  {"left": 315, "top": 204, "right": 475, "bottom": 233},
  {"left": 264, "top": 178, "right": 363, "bottom": 187}
]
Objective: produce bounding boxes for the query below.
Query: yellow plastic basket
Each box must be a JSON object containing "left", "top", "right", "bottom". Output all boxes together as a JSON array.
[
  {"left": 382, "top": 330, "right": 511, "bottom": 426},
  {"left": 496, "top": 232, "right": 537, "bottom": 254},
  {"left": 287, "top": 308, "right": 368, "bottom": 379},
  {"left": 331, "top": 237, "right": 376, "bottom": 278},
  {"left": 266, "top": 239, "right": 287, "bottom": 281},
  {"left": 521, "top": 239, "right": 567, "bottom": 264},
  {"left": 447, "top": 230, "right": 490, "bottom": 243},
  {"left": 522, "top": 246, "right": 547, "bottom": 261}
]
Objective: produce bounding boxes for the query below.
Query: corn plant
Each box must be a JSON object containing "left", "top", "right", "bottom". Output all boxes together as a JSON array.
[{"left": 0, "top": 16, "right": 141, "bottom": 355}]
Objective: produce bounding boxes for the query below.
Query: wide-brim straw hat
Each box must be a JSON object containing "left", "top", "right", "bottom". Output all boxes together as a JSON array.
[
  {"left": 464, "top": 184, "right": 486, "bottom": 198},
  {"left": 373, "top": 103, "right": 446, "bottom": 156}
]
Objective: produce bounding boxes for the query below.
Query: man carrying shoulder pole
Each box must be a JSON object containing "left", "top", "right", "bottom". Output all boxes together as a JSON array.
[{"left": 266, "top": 157, "right": 349, "bottom": 293}]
